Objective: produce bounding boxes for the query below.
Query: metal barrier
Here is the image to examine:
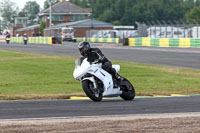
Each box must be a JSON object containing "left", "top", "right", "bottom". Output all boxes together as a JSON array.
[{"left": 128, "top": 38, "right": 200, "bottom": 48}]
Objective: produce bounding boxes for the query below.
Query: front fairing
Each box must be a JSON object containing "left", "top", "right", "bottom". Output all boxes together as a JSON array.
[
  {"left": 73, "top": 58, "right": 88, "bottom": 80},
  {"left": 73, "top": 58, "right": 101, "bottom": 80}
]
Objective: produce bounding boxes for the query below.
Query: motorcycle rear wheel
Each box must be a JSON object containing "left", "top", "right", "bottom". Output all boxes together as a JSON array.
[
  {"left": 120, "top": 78, "right": 135, "bottom": 101},
  {"left": 82, "top": 80, "right": 103, "bottom": 102}
]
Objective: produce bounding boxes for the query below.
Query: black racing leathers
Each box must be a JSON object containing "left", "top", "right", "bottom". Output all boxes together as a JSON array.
[{"left": 84, "top": 48, "right": 117, "bottom": 76}]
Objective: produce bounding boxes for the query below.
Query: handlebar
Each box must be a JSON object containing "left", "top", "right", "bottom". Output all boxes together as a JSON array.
[{"left": 91, "top": 60, "right": 102, "bottom": 65}]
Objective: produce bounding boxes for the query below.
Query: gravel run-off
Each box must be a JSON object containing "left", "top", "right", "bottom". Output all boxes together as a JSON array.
[{"left": 0, "top": 113, "right": 200, "bottom": 133}]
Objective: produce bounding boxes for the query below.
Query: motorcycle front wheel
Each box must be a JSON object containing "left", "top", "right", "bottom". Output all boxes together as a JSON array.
[
  {"left": 120, "top": 78, "right": 135, "bottom": 101},
  {"left": 82, "top": 80, "right": 103, "bottom": 102},
  {"left": 6, "top": 40, "right": 10, "bottom": 44}
]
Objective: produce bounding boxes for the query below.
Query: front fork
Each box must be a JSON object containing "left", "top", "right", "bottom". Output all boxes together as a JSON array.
[{"left": 82, "top": 76, "right": 97, "bottom": 89}]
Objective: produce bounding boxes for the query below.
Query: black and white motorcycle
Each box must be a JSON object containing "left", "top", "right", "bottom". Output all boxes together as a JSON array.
[{"left": 73, "top": 58, "right": 135, "bottom": 102}]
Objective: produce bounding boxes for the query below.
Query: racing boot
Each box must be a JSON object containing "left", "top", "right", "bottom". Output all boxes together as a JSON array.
[
  {"left": 113, "top": 74, "right": 123, "bottom": 88},
  {"left": 115, "top": 73, "right": 123, "bottom": 82},
  {"left": 113, "top": 77, "right": 118, "bottom": 88}
]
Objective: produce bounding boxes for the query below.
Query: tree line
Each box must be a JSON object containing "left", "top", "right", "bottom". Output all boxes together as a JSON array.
[
  {"left": 70, "top": 0, "right": 200, "bottom": 25},
  {"left": 1, "top": 0, "right": 200, "bottom": 29}
]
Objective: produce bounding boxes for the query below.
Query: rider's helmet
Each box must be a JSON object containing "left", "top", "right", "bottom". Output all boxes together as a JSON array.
[{"left": 78, "top": 41, "right": 91, "bottom": 56}]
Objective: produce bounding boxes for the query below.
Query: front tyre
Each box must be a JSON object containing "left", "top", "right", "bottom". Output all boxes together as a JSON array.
[
  {"left": 82, "top": 80, "right": 103, "bottom": 102},
  {"left": 120, "top": 78, "right": 135, "bottom": 101}
]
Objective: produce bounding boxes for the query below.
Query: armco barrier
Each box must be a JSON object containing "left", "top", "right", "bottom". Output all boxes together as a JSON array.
[
  {"left": 76, "top": 37, "right": 119, "bottom": 44},
  {"left": 10, "top": 37, "right": 53, "bottom": 45},
  {"left": 128, "top": 38, "right": 200, "bottom": 48}
]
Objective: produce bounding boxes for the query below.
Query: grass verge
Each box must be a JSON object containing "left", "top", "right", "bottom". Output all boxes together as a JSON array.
[{"left": 0, "top": 50, "right": 200, "bottom": 100}]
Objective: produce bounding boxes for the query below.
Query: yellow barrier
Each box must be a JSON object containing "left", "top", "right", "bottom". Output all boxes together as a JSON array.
[
  {"left": 128, "top": 38, "right": 200, "bottom": 48},
  {"left": 0, "top": 35, "right": 5, "bottom": 42},
  {"left": 159, "top": 38, "right": 169, "bottom": 47},
  {"left": 142, "top": 38, "right": 151, "bottom": 46},
  {"left": 179, "top": 38, "right": 190, "bottom": 48},
  {"left": 77, "top": 37, "right": 119, "bottom": 44},
  {"left": 10, "top": 37, "right": 53, "bottom": 45},
  {"left": 129, "top": 38, "right": 136, "bottom": 46}
]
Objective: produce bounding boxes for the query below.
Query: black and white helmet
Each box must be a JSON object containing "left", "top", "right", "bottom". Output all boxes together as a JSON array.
[{"left": 78, "top": 41, "right": 91, "bottom": 56}]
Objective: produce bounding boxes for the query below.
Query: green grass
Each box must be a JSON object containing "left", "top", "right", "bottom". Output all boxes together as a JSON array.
[
  {"left": 0, "top": 50, "right": 200, "bottom": 100},
  {"left": 0, "top": 50, "right": 31, "bottom": 57}
]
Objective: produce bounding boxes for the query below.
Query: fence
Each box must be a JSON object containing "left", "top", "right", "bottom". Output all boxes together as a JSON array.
[
  {"left": 85, "top": 21, "right": 200, "bottom": 41},
  {"left": 128, "top": 38, "right": 200, "bottom": 48},
  {"left": 136, "top": 20, "right": 200, "bottom": 38},
  {"left": 86, "top": 30, "right": 139, "bottom": 40}
]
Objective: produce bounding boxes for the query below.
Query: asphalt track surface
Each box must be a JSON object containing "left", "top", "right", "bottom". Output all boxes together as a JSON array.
[
  {"left": 0, "top": 42, "right": 199, "bottom": 69},
  {"left": 0, "top": 42, "right": 199, "bottom": 120},
  {"left": 0, "top": 96, "right": 200, "bottom": 120}
]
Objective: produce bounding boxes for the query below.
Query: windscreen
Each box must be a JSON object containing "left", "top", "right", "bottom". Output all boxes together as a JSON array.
[
  {"left": 75, "top": 59, "right": 81, "bottom": 67},
  {"left": 75, "top": 57, "right": 85, "bottom": 67}
]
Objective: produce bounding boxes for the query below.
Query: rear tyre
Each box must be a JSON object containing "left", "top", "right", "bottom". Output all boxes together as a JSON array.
[
  {"left": 82, "top": 80, "right": 103, "bottom": 102},
  {"left": 120, "top": 78, "right": 135, "bottom": 101}
]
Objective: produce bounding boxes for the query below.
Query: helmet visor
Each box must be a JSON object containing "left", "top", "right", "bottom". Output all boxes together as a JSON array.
[{"left": 80, "top": 47, "right": 86, "bottom": 53}]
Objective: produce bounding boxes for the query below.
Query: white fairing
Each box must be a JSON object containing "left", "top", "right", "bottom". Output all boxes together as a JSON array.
[
  {"left": 112, "top": 65, "right": 120, "bottom": 73},
  {"left": 73, "top": 58, "right": 122, "bottom": 97}
]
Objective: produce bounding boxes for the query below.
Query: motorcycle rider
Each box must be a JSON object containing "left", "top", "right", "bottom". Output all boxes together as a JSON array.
[
  {"left": 78, "top": 41, "right": 122, "bottom": 87},
  {"left": 5, "top": 32, "right": 10, "bottom": 44},
  {"left": 23, "top": 33, "right": 28, "bottom": 45}
]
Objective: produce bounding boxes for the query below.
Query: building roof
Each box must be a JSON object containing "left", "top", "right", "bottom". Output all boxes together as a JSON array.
[
  {"left": 39, "top": 0, "right": 90, "bottom": 16},
  {"left": 45, "top": 19, "right": 114, "bottom": 30},
  {"left": 16, "top": 24, "right": 40, "bottom": 32}
]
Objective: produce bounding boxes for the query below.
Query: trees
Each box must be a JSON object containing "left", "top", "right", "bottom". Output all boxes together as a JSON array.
[
  {"left": 18, "top": 1, "right": 40, "bottom": 24},
  {"left": 44, "top": 0, "right": 60, "bottom": 9},
  {"left": 40, "top": 22, "right": 46, "bottom": 36},
  {"left": 186, "top": 7, "right": 200, "bottom": 23},
  {"left": 0, "top": 0, "right": 18, "bottom": 26},
  {"left": 1, "top": 0, "right": 199, "bottom": 27},
  {"left": 69, "top": 0, "right": 198, "bottom": 25},
  {"left": 70, "top": 0, "right": 81, "bottom": 6},
  {"left": 0, "top": 0, "right": 40, "bottom": 27}
]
